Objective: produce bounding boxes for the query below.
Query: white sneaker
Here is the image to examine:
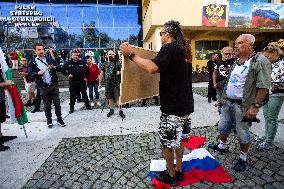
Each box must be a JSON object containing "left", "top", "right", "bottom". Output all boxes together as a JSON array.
[
  {"left": 91, "top": 102, "right": 95, "bottom": 106},
  {"left": 256, "top": 142, "right": 272, "bottom": 150},
  {"left": 96, "top": 101, "right": 101, "bottom": 106}
]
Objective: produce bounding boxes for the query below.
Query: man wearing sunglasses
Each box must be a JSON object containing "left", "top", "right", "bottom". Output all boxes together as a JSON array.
[
  {"left": 120, "top": 20, "right": 193, "bottom": 186},
  {"left": 213, "top": 47, "right": 234, "bottom": 115}
]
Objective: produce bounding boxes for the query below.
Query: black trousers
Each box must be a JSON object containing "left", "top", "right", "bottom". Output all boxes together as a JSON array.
[
  {"left": 34, "top": 88, "right": 42, "bottom": 110},
  {"left": 0, "top": 99, "right": 6, "bottom": 123},
  {"left": 69, "top": 80, "right": 89, "bottom": 106},
  {"left": 208, "top": 78, "right": 217, "bottom": 100},
  {"left": 40, "top": 83, "right": 62, "bottom": 122}
]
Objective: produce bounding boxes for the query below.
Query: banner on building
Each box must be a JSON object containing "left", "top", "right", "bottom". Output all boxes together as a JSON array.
[
  {"left": 229, "top": 0, "right": 284, "bottom": 29},
  {"left": 202, "top": 0, "right": 227, "bottom": 27}
]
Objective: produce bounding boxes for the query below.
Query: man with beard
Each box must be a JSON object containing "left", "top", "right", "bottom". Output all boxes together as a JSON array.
[
  {"left": 120, "top": 20, "right": 193, "bottom": 186},
  {"left": 99, "top": 50, "right": 125, "bottom": 119}
]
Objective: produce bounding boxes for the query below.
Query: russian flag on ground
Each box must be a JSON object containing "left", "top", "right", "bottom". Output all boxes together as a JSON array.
[{"left": 149, "top": 148, "right": 232, "bottom": 188}]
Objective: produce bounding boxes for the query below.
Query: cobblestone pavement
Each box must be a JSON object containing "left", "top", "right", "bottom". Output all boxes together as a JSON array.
[{"left": 22, "top": 127, "right": 284, "bottom": 189}]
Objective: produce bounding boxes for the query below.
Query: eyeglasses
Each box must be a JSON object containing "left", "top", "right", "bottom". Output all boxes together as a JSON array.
[
  {"left": 224, "top": 53, "right": 232, "bottom": 55},
  {"left": 108, "top": 54, "right": 115, "bottom": 56},
  {"left": 159, "top": 31, "right": 167, "bottom": 36}
]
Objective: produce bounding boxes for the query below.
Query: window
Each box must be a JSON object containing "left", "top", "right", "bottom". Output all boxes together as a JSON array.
[{"left": 195, "top": 40, "right": 229, "bottom": 60}]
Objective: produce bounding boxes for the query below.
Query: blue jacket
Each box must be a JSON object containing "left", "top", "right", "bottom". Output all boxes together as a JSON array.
[{"left": 28, "top": 57, "right": 60, "bottom": 88}]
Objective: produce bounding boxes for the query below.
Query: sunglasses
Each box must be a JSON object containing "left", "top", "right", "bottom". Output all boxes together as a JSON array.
[
  {"left": 224, "top": 53, "right": 232, "bottom": 55},
  {"left": 159, "top": 31, "right": 167, "bottom": 36}
]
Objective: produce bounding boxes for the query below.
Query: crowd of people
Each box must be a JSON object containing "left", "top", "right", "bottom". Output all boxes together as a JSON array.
[
  {"left": 0, "top": 20, "right": 283, "bottom": 186},
  {"left": 207, "top": 37, "right": 284, "bottom": 173},
  {"left": 0, "top": 45, "right": 128, "bottom": 151}
]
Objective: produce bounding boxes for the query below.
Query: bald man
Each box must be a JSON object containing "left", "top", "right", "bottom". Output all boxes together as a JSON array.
[
  {"left": 208, "top": 34, "right": 271, "bottom": 172},
  {"left": 213, "top": 47, "right": 234, "bottom": 114}
]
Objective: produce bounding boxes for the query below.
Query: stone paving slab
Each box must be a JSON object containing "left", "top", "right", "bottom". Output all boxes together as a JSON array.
[{"left": 22, "top": 127, "right": 284, "bottom": 189}]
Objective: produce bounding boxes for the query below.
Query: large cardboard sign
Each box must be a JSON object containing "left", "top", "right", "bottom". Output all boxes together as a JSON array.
[{"left": 119, "top": 47, "right": 159, "bottom": 105}]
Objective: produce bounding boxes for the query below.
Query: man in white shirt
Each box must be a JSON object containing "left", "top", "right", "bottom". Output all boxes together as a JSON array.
[
  {"left": 28, "top": 43, "right": 66, "bottom": 128},
  {"left": 208, "top": 34, "right": 271, "bottom": 172}
]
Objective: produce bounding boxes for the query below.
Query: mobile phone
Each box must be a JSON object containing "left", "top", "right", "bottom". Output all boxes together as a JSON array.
[{"left": 241, "top": 116, "right": 260, "bottom": 123}]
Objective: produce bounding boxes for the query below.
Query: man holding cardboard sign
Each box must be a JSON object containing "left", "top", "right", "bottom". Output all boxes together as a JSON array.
[{"left": 120, "top": 20, "right": 194, "bottom": 186}]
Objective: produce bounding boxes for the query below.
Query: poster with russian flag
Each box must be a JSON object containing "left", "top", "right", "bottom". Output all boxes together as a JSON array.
[
  {"left": 229, "top": 0, "right": 284, "bottom": 29},
  {"left": 202, "top": 0, "right": 227, "bottom": 27},
  {"left": 149, "top": 148, "right": 232, "bottom": 188}
]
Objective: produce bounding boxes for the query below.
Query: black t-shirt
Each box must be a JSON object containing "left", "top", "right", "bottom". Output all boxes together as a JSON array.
[
  {"left": 152, "top": 41, "right": 194, "bottom": 116},
  {"left": 214, "top": 58, "right": 235, "bottom": 82}
]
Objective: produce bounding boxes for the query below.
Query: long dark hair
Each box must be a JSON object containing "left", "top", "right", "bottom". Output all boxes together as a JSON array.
[{"left": 163, "top": 20, "right": 191, "bottom": 61}]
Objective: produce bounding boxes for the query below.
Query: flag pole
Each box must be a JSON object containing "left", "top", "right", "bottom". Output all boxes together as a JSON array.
[{"left": 22, "top": 124, "right": 28, "bottom": 138}]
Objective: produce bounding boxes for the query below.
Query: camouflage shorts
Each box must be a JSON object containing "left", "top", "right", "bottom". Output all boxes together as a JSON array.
[{"left": 159, "top": 113, "right": 191, "bottom": 149}]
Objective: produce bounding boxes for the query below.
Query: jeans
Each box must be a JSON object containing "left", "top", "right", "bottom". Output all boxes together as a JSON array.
[
  {"left": 218, "top": 101, "right": 252, "bottom": 144},
  {"left": 40, "top": 83, "right": 62, "bottom": 122},
  {"left": 87, "top": 81, "right": 99, "bottom": 101},
  {"left": 263, "top": 95, "right": 284, "bottom": 143}
]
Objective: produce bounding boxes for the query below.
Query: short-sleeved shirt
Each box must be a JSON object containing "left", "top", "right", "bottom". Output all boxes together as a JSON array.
[
  {"left": 226, "top": 57, "right": 252, "bottom": 99},
  {"left": 223, "top": 53, "right": 271, "bottom": 113},
  {"left": 152, "top": 41, "right": 194, "bottom": 116},
  {"left": 214, "top": 59, "right": 234, "bottom": 82},
  {"left": 271, "top": 59, "right": 284, "bottom": 96},
  {"left": 101, "top": 61, "right": 121, "bottom": 88}
]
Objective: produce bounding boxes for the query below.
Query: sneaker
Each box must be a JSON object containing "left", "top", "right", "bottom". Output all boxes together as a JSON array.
[
  {"left": 256, "top": 142, "right": 272, "bottom": 150},
  {"left": 208, "top": 143, "right": 228, "bottom": 153},
  {"left": 69, "top": 106, "right": 74, "bottom": 114},
  {"left": 233, "top": 159, "right": 247, "bottom": 172},
  {"left": 119, "top": 110, "right": 125, "bottom": 119},
  {"left": 31, "top": 108, "right": 40, "bottom": 113},
  {"left": 57, "top": 120, "right": 66, "bottom": 127},
  {"left": 175, "top": 170, "right": 184, "bottom": 181},
  {"left": 255, "top": 136, "right": 265, "bottom": 144},
  {"left": 0, "top": 136, "right": 17, "bottom": 143},
  {"left": 91, "top": 102, "right": 95, "bottom": 107},
  {"left": 86, "top": 104, "right": 92, "bottom": 110},
  {"left": 47, "top": 120, "right": 53, "bottom": 128},
  {"left": 96, "top": 101, "right": 101, "bottom": 106},
  {"left": 0, "top": 144, "right": 10, "bottom": 151},
  {"left": 214, "top": 121, "right": 219, "bottom": 127},
  {"left": 155, "top": 171, "right": 178, "bottom": 186},
  {"left": 107, "top": 109, "right": 114, "bottom": 117}
]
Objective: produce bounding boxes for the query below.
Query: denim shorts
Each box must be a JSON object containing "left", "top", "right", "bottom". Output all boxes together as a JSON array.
[
  {"left": 159, "top": 113, "right": 191, "bottom": 149},
  {"left": 218, "top": 101, "right": 252, "bottom": 144}
]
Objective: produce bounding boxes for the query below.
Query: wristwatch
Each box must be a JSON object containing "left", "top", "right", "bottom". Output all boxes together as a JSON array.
[
  {"left": 128, "top": 52, "right": 136, "bottom": 61},
  {"left": 252, "top": 103, "right": 261, "bottom": 108}
]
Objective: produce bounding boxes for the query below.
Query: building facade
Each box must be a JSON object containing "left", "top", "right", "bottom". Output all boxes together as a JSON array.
[
  {"left": 0, "top": 0, "right": 142, "bottom": 51},
  {"left": 142, "top": 0, "right": 284, "bottom": 69}
]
